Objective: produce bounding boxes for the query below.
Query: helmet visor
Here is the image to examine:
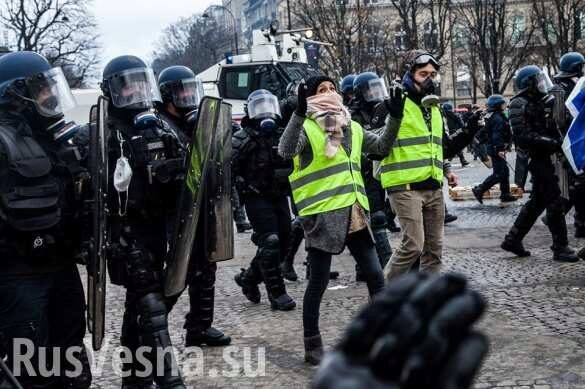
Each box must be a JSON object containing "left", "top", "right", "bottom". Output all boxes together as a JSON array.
[
  {"left": 26, "top": 67, "right": 76, "bottom": 117},
  {"left": 538, "top": 69, "right": 554, "bottom": 94},
  {"left": 167, "top": 77, "right": 204, "bottom": 109},
  {"left": 108, "top": 68, "right": 162, "bottom": 108},
  {"left": 364, "top": 78, "right": 388, "bottom": 103},
  {"left": 247, "top": 92, "right": 281, "bottom": 119}
]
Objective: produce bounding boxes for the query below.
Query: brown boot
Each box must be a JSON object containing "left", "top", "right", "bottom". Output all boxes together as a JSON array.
[{"left": 304, "top": 335, "right": 324, "bottom": 366}]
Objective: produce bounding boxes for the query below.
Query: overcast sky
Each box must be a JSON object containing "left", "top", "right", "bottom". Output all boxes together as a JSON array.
[{"left": 92, "top": 0, "right": 219, "bottom": 68}]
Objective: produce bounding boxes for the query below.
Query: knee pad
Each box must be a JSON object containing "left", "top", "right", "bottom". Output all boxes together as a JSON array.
[
  {"left": 137, "top": 293, "right": 168, "bottom": 334},
  {"left": 261, "top": 234, "right": 280, "bottom": 250},
  {"left": 127, "top": 248, "right": 161, "bottom": 294},
  {"left": 371, "top": 211, "right": 387, "bottom": 230},
  {"left": 548, "top": 197, "right": 565, "bottom": 215}
]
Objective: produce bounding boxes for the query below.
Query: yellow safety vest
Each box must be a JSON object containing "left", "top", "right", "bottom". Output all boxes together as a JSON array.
[
  {"left": 289, "top": 118, "right": 370, "bottom": 216},
  {"left": 380, "top": 98, "right": 444, "bottom": 190}
]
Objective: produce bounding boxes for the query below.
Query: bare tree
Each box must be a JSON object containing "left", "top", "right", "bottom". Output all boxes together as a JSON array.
[
  {"left": 151, "top": 15, "right": 233, "bottom": 75},
  {"left": 455, "top": 0, "right": 535, "bottom": 95},
  {"left": 388, "top": 0, "right": 452, "bottom": 60},
  {"left": 0, "top": 0, "right": 100, "bottom": 87},
  {"left": 291, "top": 0, "right": 371, "bottom": 78},
  {"left": 531, "top": 0, "right": 585, "bottom": 72}
]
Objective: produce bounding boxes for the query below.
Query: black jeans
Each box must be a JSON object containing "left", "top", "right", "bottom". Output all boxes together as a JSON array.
[
  {"left": 479, "top": 152, "right": 510, "bottom": 196},
  {"left": 0, "top": 265, "right": 87, "bottom": 388},
  {"left": 303, "top": 229, "right": 385, "bottom": 337}
]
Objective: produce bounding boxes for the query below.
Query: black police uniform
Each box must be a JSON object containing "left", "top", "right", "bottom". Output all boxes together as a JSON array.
[
  {"left": 444, "top": 110, "right": 469, "bottom": 166},
  {"left": 474, "top": 109, "right": 514, "bottom": 199},
  {"left": 106, "top": 110, "right": 186, "bottom": 388},
  {"left": 350, "top": 104, "right": 393, "bottom": 272},
  {"left": 552, "top": 76, "right": 585, "bottom": 237},
  {"left": 159, "top": 110, "right": 230, "bottom": 346},
  {"left": 504, "top": 92, "right": 575, "bottom": 260},
  {"left": 232, "top": 117, "right": 295, "bottom": 309},
  {"left": 0, "top": 110, "right": 92, "bottom": 388}
]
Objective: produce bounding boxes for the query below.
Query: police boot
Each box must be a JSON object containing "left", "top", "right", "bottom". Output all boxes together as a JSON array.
[
  {"left": 500, "top": 193, "right": 518, "bottom": 203},
  {"left": 234, "top": 267, "right": 261, "bottom": 304},
  {"left": 136, "top": 293, "right": 186, "bottom": 389},
  {"left": 257, "top": 234, "right": 296, "bottom": 311},
  {"left": 236, "top": 221, "right": 252, "bottom": 233},
  {"left": 186, "top": 327, "right": 232, "bottom": 347},
  {"left": 552, "top": 246, "right": 579, "bottom": 262},
  {"left": 501, "top": 228, "right": 531, "bottom": 257},
  {"left": 578, "top": 247, "right": 585, "bottom": 260},
  {"left": 472, "top": 186, "right": 484, "bottom": 204}
]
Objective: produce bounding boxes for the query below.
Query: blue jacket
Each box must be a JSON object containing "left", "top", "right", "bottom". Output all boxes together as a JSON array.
[{"left": 485, "top": 110, "right": 512, "bottom": 153}]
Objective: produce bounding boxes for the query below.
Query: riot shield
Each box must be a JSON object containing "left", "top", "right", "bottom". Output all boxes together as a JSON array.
[
  {"left": 550, "top": 84, "right": 567, "bottom": 133},
  {"left": 87, "top": 96, "right": 109, "bottom": 351},
  {"left": 203, "top": 101, "right": 235, "bottom": 263},
  {"left": 165, "top": 96, "right": 220, "bottom": 297}
]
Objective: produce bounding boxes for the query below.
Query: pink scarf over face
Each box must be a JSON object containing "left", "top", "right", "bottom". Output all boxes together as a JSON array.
[{"left": 306, "top": 92, "right": 351, "bottom": 158}]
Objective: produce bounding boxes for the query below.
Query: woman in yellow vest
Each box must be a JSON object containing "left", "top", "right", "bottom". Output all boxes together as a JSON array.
[
  {"left": 379, "top": 50, "right": 479, "bottom": 280},
  {"left": 278, "top": 75, "right": 400, "bottom": 365}
]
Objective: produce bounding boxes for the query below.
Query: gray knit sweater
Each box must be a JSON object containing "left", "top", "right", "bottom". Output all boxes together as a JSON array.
[{"left": 278, "top": 112, "right": 400, "bottom": 254}]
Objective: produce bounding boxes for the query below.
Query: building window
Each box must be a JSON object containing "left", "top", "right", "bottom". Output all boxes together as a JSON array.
[
  {"left": 511, "top": 14, "right": 525, "bottom": 42},
  {"left": 456, "top": 68, "right": 472, "bottom": 97},
  {"left": 423, "top": 21, "right": 438, "bottom": 50},
  {"left": 394, "top": 25, "right": 406, "bottom": 51},
  {"left": 453, "top": 24, "right": 466, "bottom": 48}
]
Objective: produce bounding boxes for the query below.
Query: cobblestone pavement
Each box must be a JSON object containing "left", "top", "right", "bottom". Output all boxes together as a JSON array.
[{"left": 87, "top": 153, "right": 585, "bottom": 388}]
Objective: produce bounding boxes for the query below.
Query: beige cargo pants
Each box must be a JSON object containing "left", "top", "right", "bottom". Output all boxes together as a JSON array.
[{"left": 383, "top": 189, "right": 444, "bottom": 280}]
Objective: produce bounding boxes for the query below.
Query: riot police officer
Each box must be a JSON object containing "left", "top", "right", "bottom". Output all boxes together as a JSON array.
[
  {"left": 350, "top": 72, "right": 393, "bottom": 279},
  {"left": 0, "top": 51, "right": 92, "bottom": 388},
  {"left": 233, "top": 89, "right": 296, "bottom": 311},
  {"left": 340, "top": 74, "right": 356, "bottom": 106},
  {"left": 502, "top": 65, "right": 578, "bottom": 262},
  {"left": 552, "top": 52, "right": 585, "bottom": 238},
  {"left": 101, "top": 56, "right": 186, "bottom": 388},
  {"left": 443, "top": 102, "right": 469, "bottom": 167},
  {"left": 157, "top": 65, "right": 232, "bottom": 347},
  {"left": 472, "top": 94, "right": 517, "bottom": 204}
]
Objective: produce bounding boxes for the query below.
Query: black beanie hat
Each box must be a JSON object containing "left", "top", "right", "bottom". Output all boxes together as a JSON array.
[{"left": 305, "top": 75, "right": 337, "bottom": 97}]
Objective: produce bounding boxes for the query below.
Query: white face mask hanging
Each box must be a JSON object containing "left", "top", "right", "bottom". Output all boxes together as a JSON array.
[{"left": 113, "top": 130, "right": 132, "bottom": 216}]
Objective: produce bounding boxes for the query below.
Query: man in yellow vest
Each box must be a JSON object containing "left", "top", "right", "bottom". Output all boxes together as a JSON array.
[{"left": 381, "top": 50, "right": 480, "bottom": 280}]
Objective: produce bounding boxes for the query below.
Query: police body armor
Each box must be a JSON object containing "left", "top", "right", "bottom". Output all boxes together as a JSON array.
[
  {"left": 0, "top": 119, "right": 86, "bottom": 260},
  {"left": 233, "top": 125, "right": 293, "bottom": 199}
]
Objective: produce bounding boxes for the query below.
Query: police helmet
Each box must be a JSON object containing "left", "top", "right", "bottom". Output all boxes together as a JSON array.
[
  {"left": 515, "top": 65, "right": 551, "bottom": 95},
  {"left": 101, "top": 55, "right": 161, "bottom": 110},
  {"left": 556, "top": 52, "right": 585, "bottom": 78},
  {"left": 340, "top": 74, "right": 356, "bottom": 95},
  {"left": 158, "top": 65, "right": 204, "bottom": 109},
  {"left": 442, "top": 102, "right": 454, "bottom": 112},
  {"left": 246, "top": 89, "right": 281, "bottom": 120},
  {"left": 353, "top": 72, "right": 388, "bottom": 104},
  {"left": 0, "top": 51, "right": 76, "bottom": 117},
  {"left": 486, "top": 94, "right": 507, "bottom": 109}
]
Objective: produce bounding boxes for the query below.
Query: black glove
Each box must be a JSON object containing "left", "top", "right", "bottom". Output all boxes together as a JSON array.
[
  {"left": 384, "top": 83, "right": 405, "bottom": 120},
  {"left": 295, "top": 82, "right": 308, "bottom": 116},
  {"left": 466, "top": 111, "right": 482, "bottom": 133},
  {"left": 161, "top": 133, "right": 182, "bottom": 159},
  {"left": 311, "top": 273, "right": 488, "bottom": 389}
]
